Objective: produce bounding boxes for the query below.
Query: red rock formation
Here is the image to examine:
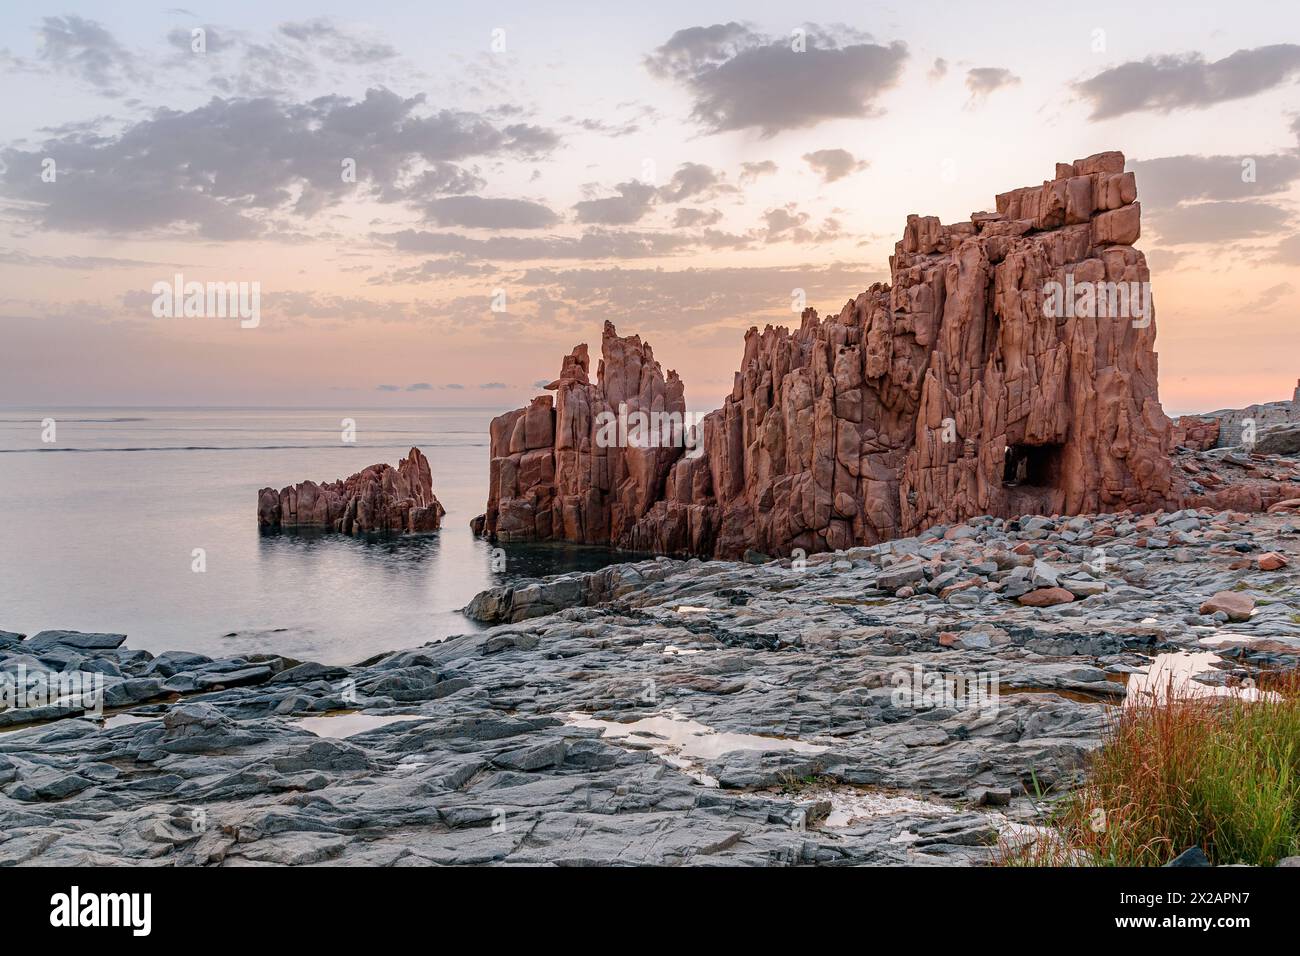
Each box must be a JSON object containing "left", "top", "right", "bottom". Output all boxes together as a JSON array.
[
  {"left": 259, "top": 447, "right": 444, "bottom": 534},
  {"left": 476, "top": 152, "right": 1182, "bottom": 558},
  {"left": 1171, "top": 416, "right": 1221, "bottom": 451},
  {"left": 474, "top": 329, "right": 691, "bottom": 546}
]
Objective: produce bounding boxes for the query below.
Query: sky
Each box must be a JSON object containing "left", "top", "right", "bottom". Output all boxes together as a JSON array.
[{"left": 0, "top": 0, "right": 1297, "bottom": 416}]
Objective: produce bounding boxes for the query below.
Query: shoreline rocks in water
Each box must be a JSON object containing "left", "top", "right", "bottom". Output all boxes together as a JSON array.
[
  {"left": 257, "top": 446, "right": 445, "bottom": 534},
  {"left": 2, "top": 507, "right": 1296, "bottom": 865}
]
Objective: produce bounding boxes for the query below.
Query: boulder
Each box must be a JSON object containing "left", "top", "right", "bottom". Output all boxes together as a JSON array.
[
  {"left": 1018, "top": 587, "right": 1076, "bottom": 607},
  {"left": 1199, "top": 591, "right": 1255, "bottom": 622},
  {"left": 1255, "top": 422, "right": 1300, "bottom": 457},
  {"left": 1257, "top": 552, "right": 1289, "bottom": 571}
]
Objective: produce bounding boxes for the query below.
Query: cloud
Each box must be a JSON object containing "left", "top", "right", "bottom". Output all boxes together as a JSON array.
[
  {"left": 443, "top": 383, "right": 465, "bottom": 390},
  {"left": 401, "top": 162, "right": 486, "bottom": 198},
  {"left": 370, "top": 257, "right": 497, "bottom": 284},
  {"left": 0, "top": 88, "right": 560, "bottom": 238},
  {"left": 1128, "top": 153, "right": 1300, "bottom": 209},
  {"left": 1149, "top": 200, "right": 1292, "bottom": 245},
  {"left": 673, "top": 208, "right": 722, "bottom": 228},
  {"left": 1144, "top": 248, "right": 1187, "bottom": 273},
  {"left": 1075, "top": 44, "right": 1300, "bottom": 119},
  {"left": 657, "top": 162, "right": 732, "bottom": 202},
  {"left": 929, "top": 58, "right": 948, "bottom": 81},
  {"left": 760, "top": 205, "right": 811, "bottom": 242},
  {"left": 1127, "top": 151, "right": 1300, "bottom": 253},
  {"left": 405, "top": 382, "right": 433, "bottom": 391},
  {"left": 376, "top": 384, "right": 401, "bottom": 391},
  {"left": 479, "top": 382, "right": 507, "bottom": 389},
  {"left": 572, "top": 181, "right": 659, "bottom": 225},
  {"left": 1271, "top": 233, "right": 1300, "bottom": 265},
  {"left": 157, "top": 18, "right": 408, "bottom": 97},
  {"left": 802, "top": 148, "right": 868, "bottom": 183},
  {"left": 739, "top": 160, "right": 778, "bottom": 183},
  {"left": 567, "top": 116, "right": 643, "bottom": 138},
  {"left": 0, "top": 249, "right": 183, "bottom": 270},
  {"left": 1238, "top": 282, "right": 1294, "bottom": 314},
  {"left": 381, "top": 227, "right": 697, "bottom": 261},
  {"left": 421, "top": 196, "right": 560, "bottom": 229},
  {"left": 162, "top": 25, "right": 321, "bottom": 97},
  {"left": 646, "top": 23, "right": 907, "bottom": 136},
  {"left": 514, "top": 261, "right": 882, "bottom": 335},
  {"left": 697, "top": 228, "right": 753, "bottom": 249},
  {"left": 263, "top": 291, "right": 441, "bottom": 325},
  {"left": 276, "top": 18, "right": 398, "bottom": 64},
  {"left": 532, "top": 378, "right": 552, "bottom": 388},
  {"left": 965, "top": 67, "right": 1020, "bottom": 105},
  {"left": 36, "top": 16, "right": 140, "bottom": 93}
]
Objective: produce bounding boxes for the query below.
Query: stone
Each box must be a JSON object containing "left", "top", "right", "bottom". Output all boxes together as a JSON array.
[
  {"left": 491, "top": 740, "right": 567, "bottom": 771},
  {"left": 1164, "top": 846, "right": 1211, "bottom": 867},
  {"left": 1029, "top": 560, "right": 1060, "bottom": 588},
  {"left": 1198, "top": 591, "right": 1255, "bottom": 622},
  {"left": 1059, "top": 576, "right": 1107, "bottom": 597},
  {"left": 878, "top": 562, "right": 926, "bottom": 590},
  {"left": 1172, "top": 416, "right": 1221, "bottom": 451},
  {"left": 1255, "top": 422, "right": 1300, "bottom": 457},
  {"left": 1257, "top": 552, "right": 1289, "bottom": 571},
  {"left": 968, "top": 786, "right": 1012, "bottom": 807},
  {"left": 103, "top": 678, "right": 166, "bottom": 707},
  {"left": 258, "top": 447, "right": 445, "bottom": 534},
  {"left": 1018, "top": 587, "right": 1075, "bottom": 607},
  {"left": 24, "top": 630, "right": 128, "bottom": 651}
]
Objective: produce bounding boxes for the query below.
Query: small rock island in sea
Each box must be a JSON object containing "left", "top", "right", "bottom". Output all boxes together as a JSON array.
[{"left": 257, "top": 446, "right": 445, "bottom": 534}]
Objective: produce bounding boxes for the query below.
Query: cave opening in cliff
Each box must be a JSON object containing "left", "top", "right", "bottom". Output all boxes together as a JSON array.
[{"left": 1002, "top": 443, "right": 1063, "bottom": 488}]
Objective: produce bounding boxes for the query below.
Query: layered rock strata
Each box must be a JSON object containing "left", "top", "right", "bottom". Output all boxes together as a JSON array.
[
  {"left": 477, "top": 152, "right": 1178, "bottom": 558},
  {"left": 258, "top": 447, "right": 444, "bottom": 534}
]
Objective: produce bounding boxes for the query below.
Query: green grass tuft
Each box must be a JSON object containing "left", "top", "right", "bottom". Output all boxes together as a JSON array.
[{"left": 1001, "top": 671, "right": 1300, "bottom": 866}]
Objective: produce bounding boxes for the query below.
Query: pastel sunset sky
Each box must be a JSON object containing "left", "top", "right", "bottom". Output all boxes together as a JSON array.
[{"left": 1, "top": 0, "right": 1297, "bottom": 415}]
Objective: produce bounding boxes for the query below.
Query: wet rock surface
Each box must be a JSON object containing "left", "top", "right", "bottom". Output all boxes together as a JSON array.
[{"left": 3, "top": 508, "right": 1297, "bottom": 866}]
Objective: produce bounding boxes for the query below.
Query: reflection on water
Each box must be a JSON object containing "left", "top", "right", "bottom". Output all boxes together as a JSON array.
[
  {"left": 566, "top": 709, "right": 828, "bottom": 786},
  {"left": 807, "top": 786, "right": 955, "bottom": 828},
  {"left": 258, "top": 529, "right": 638, "bottom": 589},
  {"left": 0, "top": 407, "right": 637, "bottom": 665},
  {"left": 293, "top": 711, "right": 432, "bottom": 738},
  {"left": 101, "top": 713, "right": 159, "bottom": 730},
  {"left": 483, "top": 541, "right": 651, "bottom": 584},
  {"left": 1125, "top": 651, "right": 1279, "bottom": 705}
]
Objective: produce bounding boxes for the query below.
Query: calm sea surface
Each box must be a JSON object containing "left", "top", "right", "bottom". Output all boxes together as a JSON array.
[{"left": 0, "top": 408, "right": 632, "bottom": 665}]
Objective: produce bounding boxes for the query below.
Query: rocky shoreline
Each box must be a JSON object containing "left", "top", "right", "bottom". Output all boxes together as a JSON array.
[{"left": 2, "top": 505, "right": 1297, "bottom": 866}]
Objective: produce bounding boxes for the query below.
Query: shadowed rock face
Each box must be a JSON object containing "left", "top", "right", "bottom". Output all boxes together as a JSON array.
[
  {"left": 476, "top": 151, "right": 1178, "bottom": 559},
  {"left": 259, "top": 447, "right": 445, "bottom": 534}
]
